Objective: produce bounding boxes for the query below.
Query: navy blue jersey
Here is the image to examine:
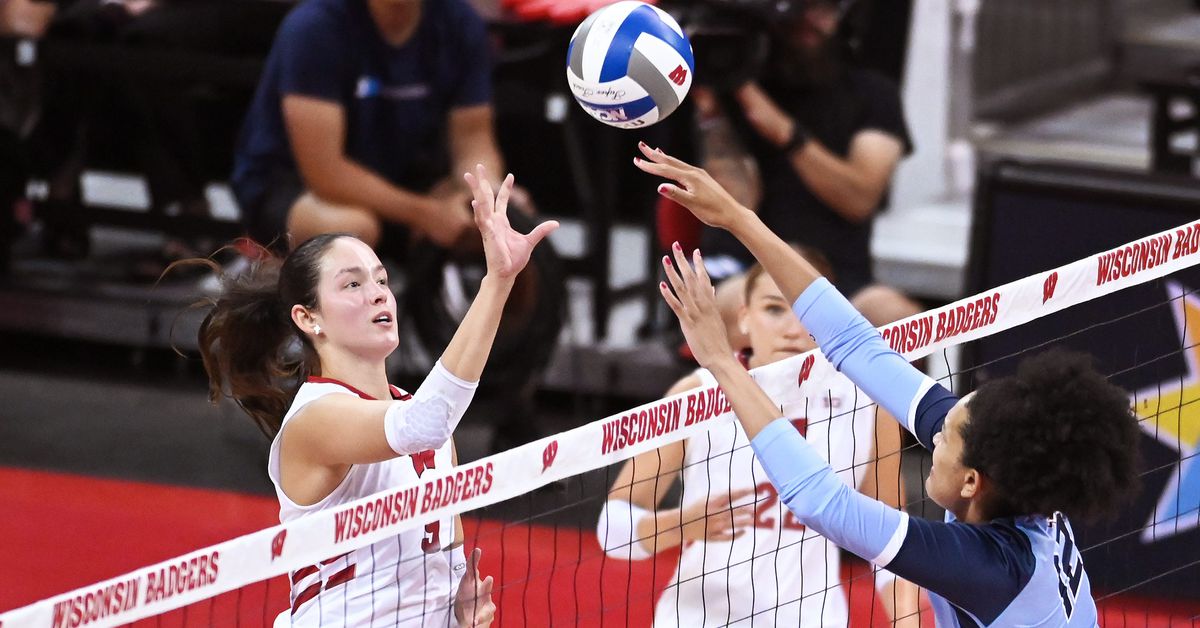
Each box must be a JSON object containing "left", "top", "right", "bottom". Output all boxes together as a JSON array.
[
  {"left": 232, "top": 0, "right": 492, "bottom": 210},
  {"left": 748, "top": 278, "right": 1099, "bottom": 627}
]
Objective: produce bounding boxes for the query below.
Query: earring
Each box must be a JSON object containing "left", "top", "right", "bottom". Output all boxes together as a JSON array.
[{"left": 313, "top": 324, "right": 322, "bottom": 336}]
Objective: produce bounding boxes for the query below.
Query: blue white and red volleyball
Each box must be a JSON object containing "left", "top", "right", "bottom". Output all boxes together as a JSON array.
[{"left": 566, "top": 1, "right": 694, "bottom": 129}]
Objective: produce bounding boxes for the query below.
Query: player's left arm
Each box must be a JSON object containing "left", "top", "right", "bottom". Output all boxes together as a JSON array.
[
  {"left": 446, "top": 3, "right": 506, "bottom": 195},
  {"left": 660, "top": 243, "right": 906, "bottom": 566},
  {"left": 859, "top": 408, "right": 924, "bottom": 627},
  {"left": 734, "top": 83, "right": 903, "bottom": 223},
  {"left": 448, "top": 105, "right": 505, "bottom": 191},
  {"left": 660, "top": 244, "right": 1013, "bottom": 620},
  {"left": 785, "top": 130, "right": 903, "bottom": 223}
]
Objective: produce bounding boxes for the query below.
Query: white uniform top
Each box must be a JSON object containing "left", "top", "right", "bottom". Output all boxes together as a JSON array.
[
  {"left": 654, "top": 361, "right": 879, "bottom": 628},
  {"left": 269, "top": 378, "right": 456, "bottom": 628}
]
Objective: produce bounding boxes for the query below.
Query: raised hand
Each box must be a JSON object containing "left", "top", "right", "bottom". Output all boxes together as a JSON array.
[
  {"left": 463, "top": 165, "right": 558, "bottom": 281},
  {"left": 633, "top": 143, "right": 752, "bottom": 231},
  {"left": 454, "top": 548, "right": 496, "bottom": 627},
  {"left": 659, "top": 243, "right": 737, "bottom": 370},
  {"left": 735, "top": 82, "right": 796, "bottom": 149},
  {"left": 679, "top": 487, "right": 758, "bottom": 543}
]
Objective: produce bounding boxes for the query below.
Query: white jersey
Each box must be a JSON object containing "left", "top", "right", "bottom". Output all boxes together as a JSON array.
[
  {"left": 269, "top": 378, "right": 457, "bottom": 628},
  {"left": 654, "top": 361, "right": 879, "bottom": 628}
]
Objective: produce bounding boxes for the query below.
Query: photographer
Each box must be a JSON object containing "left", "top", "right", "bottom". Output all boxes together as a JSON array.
[{"left": 686, "top": 0, "right": 920, "bottom": 347}]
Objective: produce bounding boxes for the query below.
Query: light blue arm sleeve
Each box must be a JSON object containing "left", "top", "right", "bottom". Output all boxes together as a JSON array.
[
  {"left": 752, "top": 419, "right": 909, "bottom": 565},
  {"left": 753, "top": 419, "right": 1042, "bottom": 623},
  {"left": 792, "top": 278, "right": 958, "bottom": 449}
]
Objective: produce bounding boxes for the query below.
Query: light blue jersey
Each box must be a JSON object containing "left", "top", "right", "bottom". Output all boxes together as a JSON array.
[{"left": 749, "top": 278, "right": 1099, "bottom": 627}]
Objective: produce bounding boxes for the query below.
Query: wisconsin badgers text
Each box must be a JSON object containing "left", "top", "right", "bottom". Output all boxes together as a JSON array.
[{"left": 601, "top": 386, "right": 732, "bottom": 455}]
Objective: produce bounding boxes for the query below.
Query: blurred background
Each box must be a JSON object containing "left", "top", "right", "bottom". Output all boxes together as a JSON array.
[{"left": 1, "top": 0, "right": 1198, "bottom": 619}]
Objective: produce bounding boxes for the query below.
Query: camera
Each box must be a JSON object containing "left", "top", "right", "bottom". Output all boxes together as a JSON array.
[{"left": 664, "top": 0, "right": 855, "bottom": 89}]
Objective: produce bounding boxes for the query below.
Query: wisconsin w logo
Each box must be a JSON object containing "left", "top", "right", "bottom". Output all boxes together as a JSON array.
[{"left": 668, "top": 65, "right": 688, "bottom": 86}]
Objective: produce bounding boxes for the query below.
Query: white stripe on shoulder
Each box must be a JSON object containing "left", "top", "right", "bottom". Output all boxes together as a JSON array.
[
  {"left": 872, "top": 511, "right": 909, "bottom": 566},
  {"left": 907, "top": 377, "right": 939, "bottom": 434}
]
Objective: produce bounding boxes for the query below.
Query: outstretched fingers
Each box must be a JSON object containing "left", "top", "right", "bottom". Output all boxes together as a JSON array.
[
  {"left": 468, "top": 547, "right": 496, "bottom": 626},
  {"left": 670, "top": 243, "right": 697, "bottom": 289},
  {"left": 659, "top": 275, "right": 685, "bottom": 319},
  {"left": 715, "top": 487, "right": 758, "bottom": 511},
  {"left": 493, "top": 172, "right": 514, "bottom": 217},
  {"left": 478, "top": 574, "right": 495, "bottom": 598},
  {"left": 475, "top": 165, "right": 495, "bottom": 209},
  {"left": 634, "top": 144, "right": 699, "bottom": 207},
  {"left": 661, "top": 250, "right": 692, "bottom": 316},
  {"left": 463, "top": 170, "right": 490, "bottom": 213},
  {"left": 467, "top": 547, "right": 483, "bottom": 578},
  {"left": 689, "top": 248, "right": 715, "bottom": 296},
  {"left": 660, "top": 243, "right": 720, "bottom": 330},
  {"left": 637, "top": 141, "right": 692, "bottom": 170},
  {"left": 671, "top": 243, "right": 714, "bottom": 304},
  {"left": 525, "top": 219, "right": 560, "bottom": 247}
]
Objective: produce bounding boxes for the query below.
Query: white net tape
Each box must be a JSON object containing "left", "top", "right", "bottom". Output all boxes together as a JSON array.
[{"left": 6, "top": 219, "right": 1200, "bottom": 628}]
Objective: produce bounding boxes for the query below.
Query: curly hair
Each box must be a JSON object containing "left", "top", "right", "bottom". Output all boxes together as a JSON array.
[{"left": 961, "top": 348, "right": 1140, "bottom": 522}]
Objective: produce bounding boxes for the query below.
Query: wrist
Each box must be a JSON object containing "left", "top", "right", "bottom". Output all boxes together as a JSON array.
[
  {"left": 706, "top": 355, "right": 745, "bottom": 380},
  {"left": 780, "top": 120, "right": 810, "bottom": 155},
  {"left": 598, "top": 500, "right": 656, "bottom": 560},
  {"left": 721, "top": 203, "right": 762, "bottom": 237},
  {"left": 479, "top": 273, "right": 516, "bottom": 292},
  {"left": 636, "top": 510, "right": 662, "bottom": 553}
]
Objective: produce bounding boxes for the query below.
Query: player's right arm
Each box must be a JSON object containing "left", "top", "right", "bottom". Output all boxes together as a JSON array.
[
  {"left": 635, "top": 145, "right": 955, "bottom": 449},
  {"left": 282, "top": 96, "right": 468, "bottom": 247},
  {"left": 599, "top": 374, "right": 755, "bottom": 559},
  {"left": 793, "top": 279, "right": 956, "bottom": 450},
  {"left": 282, "top": 173, "right": 555, "bottom": 487},
  {"left": 660, "top": 245, "right": 1035, "bottom": 625},
  {"left": 858, "top": 409, "right": 924, "bottom": 627},
  {"left": 278, "top": 369, "right": 474, "bottom": 506}
]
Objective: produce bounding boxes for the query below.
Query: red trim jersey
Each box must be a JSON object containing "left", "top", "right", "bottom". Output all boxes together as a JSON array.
[
  {"left": 268, "top": 378, "right": 456, "bottom": 627},
  {"left": 654, "top": 365, "right": 879, "bottom": 627}
]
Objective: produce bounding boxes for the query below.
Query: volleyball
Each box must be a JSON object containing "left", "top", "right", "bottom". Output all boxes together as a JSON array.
[{"left": 566, "top": 1, "right": 694, "bottom": 129}]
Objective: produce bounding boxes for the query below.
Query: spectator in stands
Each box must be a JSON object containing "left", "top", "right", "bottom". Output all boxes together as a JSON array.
[
  {"left": 27, "top": 0, "right": 282, "bottom": 264},
  {"left": 232, "top": 0, "right": 515, "bottom": 255},
  {"left": 1, "top": 0, "right": 53, "bottom": 38},
  {"left": 693, "top": 0, "right": 920, "bottom": 348},
  {"left": 0, "top": 0, "right": 56, "bottom": 271}
]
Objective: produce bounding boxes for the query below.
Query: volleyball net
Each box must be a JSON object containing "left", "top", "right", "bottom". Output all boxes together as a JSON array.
[{"left": 5, "top": 220, "right": 1200, "bottom": 627}]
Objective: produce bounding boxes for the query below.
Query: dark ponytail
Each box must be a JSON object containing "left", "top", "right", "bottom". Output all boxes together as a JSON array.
[{"left": 195, "top": 233, "right": 349, "bottom": 438}]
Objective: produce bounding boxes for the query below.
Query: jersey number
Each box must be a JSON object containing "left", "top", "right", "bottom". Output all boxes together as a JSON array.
[
  {"left": 753, "top": 482, "right": 806, "bottom": 531},
  {"left": 291, "top": 554, "right": 356, "bottom": 615},
  {"left": 411, "top": 451, "right": 442, "bottom": 554},
  {"left": 1052, "top": 512, "right": 1084, "bottom": 620}
]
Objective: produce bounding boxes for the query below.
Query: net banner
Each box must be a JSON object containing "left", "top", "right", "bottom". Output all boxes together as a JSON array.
[{"left": 6, "top": 219, "right": 1200, "bottom": 628}]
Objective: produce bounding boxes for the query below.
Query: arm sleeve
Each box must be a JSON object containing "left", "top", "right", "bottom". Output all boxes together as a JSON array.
[
  {"left": 383, "top": 361, "right": 478, "bottom": 455},
  {"left": 792, "top": 278, "right": 958, "bottom": 450},
  {"left": 275, "top": 10, "right": 350, "bottom": 103},
  {"left": 752, "top": 419, "right": 1036, "bottom": 624}
]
